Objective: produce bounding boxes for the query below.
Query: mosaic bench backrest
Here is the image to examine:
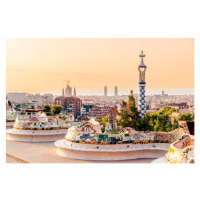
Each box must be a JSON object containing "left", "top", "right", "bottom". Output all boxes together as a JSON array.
[
  {"left": 66, "top": 127, "right": 187, "bottom": 144},
  {"left": 173, "top": 135, "right": 194, "bottom": 149},
  {"left": 13, "top": 115, "right": 69, "bottom": 130},
  {"left": 165, "top": 134, "right": 195, "bottom": 163},
  {"left": 6, "top": 113, "right": 18, "bottom": 122}
]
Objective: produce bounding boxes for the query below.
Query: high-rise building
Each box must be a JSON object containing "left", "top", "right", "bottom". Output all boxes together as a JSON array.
[
  {"left": 162, "top": 90, "right": 164, "bottom": 97},
  {"left": 81, "top": 99, "right": 94, "bottom": 116},
  {"left": 54, "top": 96, "right": 81, "bottom": 119},
  {"left": 114, "top": 86, "right": 118, "bottom": 96},
  {"left": 104, "top": 86, "right": 107, "bottom": 96},
  {"left": 74, "top": 87, "right": 76, "bottom": 97},
  {"left": 138, "top": 50, "right": 147, "bottom": 118},
  {"left": 43, "top": 93, "right": 54, "bottom": 105},
  {"left": 63, "top": 97, "right": 81, "bottom": 119}
]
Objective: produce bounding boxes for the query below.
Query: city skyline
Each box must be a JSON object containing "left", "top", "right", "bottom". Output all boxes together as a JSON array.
[
  {"left": 6, "top": 38, "right": 194, "bottom": 92},
  {"left": 6, "top": 88, "right": 194, "bottom": 97}
]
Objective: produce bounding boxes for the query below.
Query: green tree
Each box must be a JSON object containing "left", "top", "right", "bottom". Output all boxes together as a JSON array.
[
  {"left": 42, "top": 105, "right": 51, "bottom": 113},
  {"left": 114, "top": 118, "right": 121, "bottom": 126},
  {"left": 101, "top": 127, "right": 105, "bottom": 133},
  {"left": 139, "top": 113, "right": 154, "bottom": 131},
  {"left": 14, "top": 105, "right": 21, "bottom": 111},
  {"left": 154, "top": 117, "right": 161, "bottom": 131},
  {"left": 51, "top": 105, "right": 62, "bottom": 115},
  {"left": 117, "top": 90, "right": 141, "bottom": 130},
  {"left": 8, "top": 100, "right": 12, "bottom": 108},
  {"left": 78, "top": 116, "right": 82, "bottom": 121},
  {"left": 99, "top": 115, "right": 109, "bottom": 127},
  {"left": 46, "top": 112, "right": 53, "bottom": 116},
  {"left": 172, "top": 118, "right": 179, "bottom": 130},
  {"left": 58, "top": 114, "right": 67, "bottom": 120},
  {"left": 159, "top": 106, "right": 177, "bottom": 115},
  {"left": 139, "top": 107, "right": 179, "bottom": 132},
  {"left": 179, "top": 112, "right": 194, "bottom": 121}
]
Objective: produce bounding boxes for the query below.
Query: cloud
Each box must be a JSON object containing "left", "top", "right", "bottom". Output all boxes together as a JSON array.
[
  {"left": 6, "top": 67, "right": 29, "bottom": 72},
  {"left": 72, "top": 72, "right": 100, "bottom": 76}
]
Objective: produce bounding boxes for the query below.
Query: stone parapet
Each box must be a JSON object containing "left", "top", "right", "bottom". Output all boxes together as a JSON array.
[
  {"left": 7, "top": 129, "right": 67, "bottom": 142},
  {"left": 55, "top": 139, "right": 169, "bottom": 160}
]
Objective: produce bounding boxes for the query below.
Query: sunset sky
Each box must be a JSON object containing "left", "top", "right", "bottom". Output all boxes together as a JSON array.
[{"left": 6, "top": 38, "right": 194, "bottom": 93}]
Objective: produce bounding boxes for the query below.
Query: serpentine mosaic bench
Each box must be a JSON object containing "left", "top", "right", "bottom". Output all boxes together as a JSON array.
[
  {"left": 6, "top": 112, "right": 18, "bottom": 129},
  {"left": 55, "top": 122, "right": 188, "bottom": 160},
  {"left": 6, "top": 113, "right": 74, "bottom": 142},
  {"left": 165, "top": 134, "right": 194, "bottom": 163}
]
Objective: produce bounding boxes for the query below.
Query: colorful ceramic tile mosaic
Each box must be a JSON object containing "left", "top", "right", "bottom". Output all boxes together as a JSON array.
[
  {"left": 165, "top": 135, "right": 194, "bottom": 163},
  {"left": 6, "top": 113, "right": 18, "bottom": 122},
  {"left": 13, "top": 113, "right": 71, "bottom": 130},
  {"left": 65, "top": 121, "right": 188, "bottom": 145}
]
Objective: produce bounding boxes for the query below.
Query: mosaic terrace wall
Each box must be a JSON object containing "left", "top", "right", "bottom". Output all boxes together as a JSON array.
[
  {"left": 6, "top": 113, "right": 18, "bottom": 122},
  {"left": 65, "top": 126, "right": 187, "bottom": 145},
  {"left": 13, "top": 115, "right": 74, "bottom": 130}
]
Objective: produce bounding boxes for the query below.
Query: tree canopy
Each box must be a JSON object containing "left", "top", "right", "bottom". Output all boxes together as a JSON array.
[
  {"left": 159, "top": 106, "right": 178, "bottom": 115},
  {"left": 141, "top": 106, "right": 179, "bottom": 132},
  {"left": 58, "top": 114, "right": 67, "bottom": 120},
  {"left": 42, "top": 104, "right": 62, "bottom": 115},
  {"left": 8, "top": 100, "right": 12, "bottom": 108},
  {"left": 179, "top": 112, "right": 194, "bottom": 121},
  {"left": 51, "top": 105, "right": 62, "bottom": 115},
  {"left": 117, "top": 90, "right": 141, "bottom": 130},
  {"left": 98, "top": 115, "right": 109, "bottom": 127},
  {"left": 41, "top": 105, "right": 51, "bottom": 113},
  {"left": 116, "top": 91, "right": 181, "bottom": 132},
  {"left": 140, "top": 111, "right": 178, "bottom": 132}
]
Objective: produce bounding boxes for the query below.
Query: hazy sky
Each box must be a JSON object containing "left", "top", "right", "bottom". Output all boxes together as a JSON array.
[{"left": 6, "top": 38, "right": 194, "bottom": 92}]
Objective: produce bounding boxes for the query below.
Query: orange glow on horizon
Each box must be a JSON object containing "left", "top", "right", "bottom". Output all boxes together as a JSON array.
[{"left": 6, "top": 38, "right": 194, "bottom": 92}]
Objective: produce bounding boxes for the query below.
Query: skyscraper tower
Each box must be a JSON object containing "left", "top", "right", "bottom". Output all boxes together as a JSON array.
[
  {"left": 62, "top": 88, "right": 65, "bottom": 96},
  {"left": 138, "top": 50, "right": 147, "bottom": 118},
  {"left": 114, "top": 86, "right": 118, "bottom": 96},
  {"left": 104, "top": 86, "right": 107, "bottom": 96},
  {"left": 74, "top": 87, "right": 76, "bottom": 97}
]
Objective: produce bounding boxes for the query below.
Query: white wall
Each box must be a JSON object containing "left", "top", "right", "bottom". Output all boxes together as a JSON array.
[{"left": 7, "top": 93, "right": 26, "bottom": 104}]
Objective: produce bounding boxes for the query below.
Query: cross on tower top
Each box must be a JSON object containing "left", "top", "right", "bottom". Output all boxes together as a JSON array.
[
  {"left": 139, "top": 50, "right": 145, "bottom": 58},
  {"left": 65, "top": 80, "right": 70, "bottom": 86},
  {"left": 139, "top": 50, "right": 146, "bottom": 68}
]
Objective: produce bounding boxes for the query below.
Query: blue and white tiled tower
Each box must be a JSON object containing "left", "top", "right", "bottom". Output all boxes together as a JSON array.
[{"left": 138, "top": 50, "right": 147, "bottom": 118}]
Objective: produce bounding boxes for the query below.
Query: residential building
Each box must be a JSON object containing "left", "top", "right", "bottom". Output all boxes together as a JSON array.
[
  {"left": 88, "top": 105, "right": 117, "bottom": 120},
  {"left": 168, "top": 102, "right": 189, "bottom": 110},
  {"left": 7, "top": 93, "right": 27, "bottom": 104},
  {"left": 54, "top": 96, "right": 81, "bottom": 119},
  {"left": 81, "top": 99, "right": 94, "bottom": 116}
]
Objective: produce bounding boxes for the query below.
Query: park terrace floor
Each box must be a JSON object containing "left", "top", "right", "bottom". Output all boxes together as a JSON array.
[{"left": 6, "top": 140, "right": 159, "bottom": 164}]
